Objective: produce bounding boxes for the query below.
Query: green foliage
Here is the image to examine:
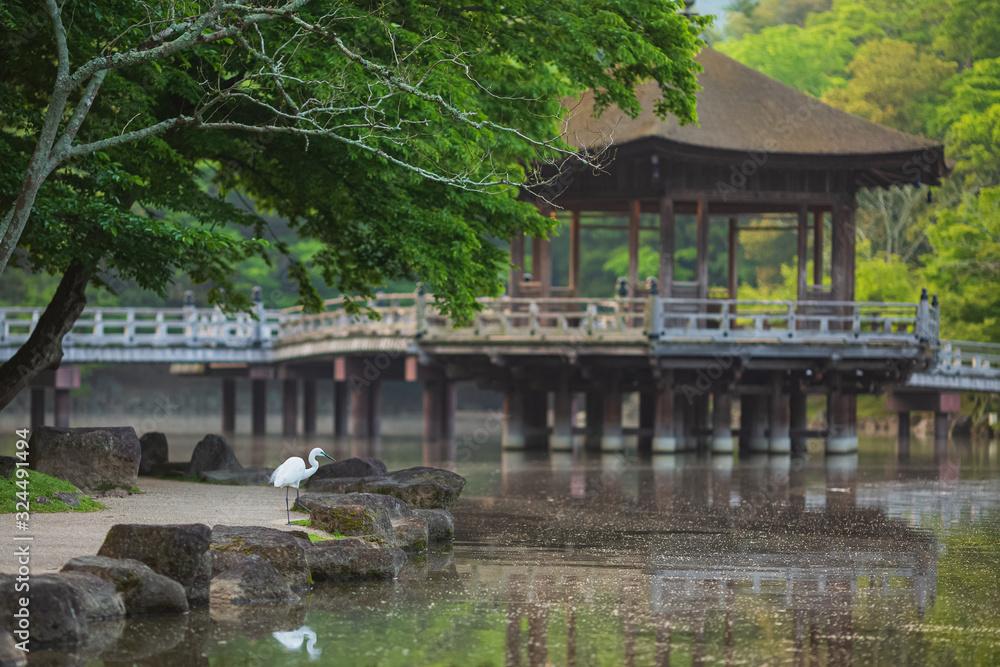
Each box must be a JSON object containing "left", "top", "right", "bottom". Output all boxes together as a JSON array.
[
  {"left": 924, "top": 187, "right": 1000, "bottom": 341},
  {"left": 822, "top": 39, "right": 955, "bottom": 135},
  {"left": 0, "top": 470, "right": 106, "bottom": 514}
]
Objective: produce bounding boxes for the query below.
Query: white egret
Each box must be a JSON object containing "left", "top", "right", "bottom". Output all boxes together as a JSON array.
[
  {"left": 273, "top": 626, "right": 322, "bottom": 659},
  {"left": 269, "top": 447, "right": 335, "bottom": 524}
]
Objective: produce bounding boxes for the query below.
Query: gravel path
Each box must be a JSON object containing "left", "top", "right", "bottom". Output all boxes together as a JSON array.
[{"left": 1, "top": 479, "right": 302, "bottom": 574}]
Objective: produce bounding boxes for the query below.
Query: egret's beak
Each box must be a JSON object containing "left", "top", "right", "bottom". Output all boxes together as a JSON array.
[{"left": 322, "top": 454, "right": 336, "bottom": 461}]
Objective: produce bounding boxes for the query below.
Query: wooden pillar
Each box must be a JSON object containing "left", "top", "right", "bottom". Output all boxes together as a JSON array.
[
  {"left": 569, "top": 210, "right": 581, "bottom": 296},
  {"left": 790, "top": 386, "right": 807, "bottom": 454},
  {"left": 658, "top": 198, "right": 674, "bottom": 298},
  {"left": 351, "top": 381, "right": 380, "bottom": 440},
  {"left": 769, "top": 375, "right": 791, "bottom": 454},
  {"left": 712, "top": 392, "right": 734, "bottom": 454},
  {"left": 652, "top": 376, "right": 677, "bottom": 453},
  {"left": 502, "top": 389, "right": 525, "bottom": 450},
  {"left": 696, "top": 199, "right": 710, "bottom": 300},
  {"left": 282, "top": 379, "right": 298, "bottom": 437},
  {"left": 673, "top": 392, "right": 691, "bottom": 452},
  {"left": 831, "top": 198, "right": 856, "bottom": 302},
  {"left": 813, "top": 211, "right": 823, "bottom": 287},
  {"left": 602, "top": 389, "right": 624, "bottom": 452},
  {"left": 54, "top": 390, "right": 70, "bottom": 428},
  {"left": 552, "top": 371, "right": 574, "bottom": 452},
  {"left": 251, "top": 379, "right": 267, "bottom": 436},
  {"left": 638, "top": 390, "right": 656, "bottom": 453},
  {"left": 628, "top": 199, "right": 641, "bottom": 293},
  {"left": 728, "top": 217, "right": 738, "bottom": 299},
  {"left": 424, "top": 378, "right": 455, "bottom": 444},
  {"left": 509, "top": 233, "right": 525, "bottom": 297},
  {"left": 538, "top": 234, "right": 553, "bottom": 299},
  {"left": 796, "top": 204, "right": 808, "bottom": 302},
  {"left": 826, "top": 386, "right": 858, "bottom": 454},
  {"left": 221, "top": 379, "right": 236, "bottom": 434},
  {"left": 524, "top": 390, "right": 548, "bottom": 450},
  {"left": 584, "top": 391, "right": 604, "bottom": 452},
  {"left": 743, "top": 395, "right": 769, "bottom": 454},
  {"left": 897, "top": 411, "right": 911, "bottom": 457},
  {"left": 302, "top": 379, "right": 317, "bottom": 435},
  {"left": 332, "top": 381, "right": 347, "bottom": 438},
  {"left": 934, "top": 412, "right": 950, "bottom": 442},
  {"left": 30, "top": 388, "right": 45, "bottom": 431}
]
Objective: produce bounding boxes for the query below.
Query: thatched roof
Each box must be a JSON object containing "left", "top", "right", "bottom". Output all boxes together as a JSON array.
[{"left": 565, "top": 48, "right": 946, "bottom": 170}]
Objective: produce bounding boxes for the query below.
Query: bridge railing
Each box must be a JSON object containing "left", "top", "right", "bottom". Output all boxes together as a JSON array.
[
  {"left": 278, "top": 293, "right": 419, "bottom": 340},
  {"left": 0, "top": 306, "right": 284, "bottom": 348},
  {"left": 650, "top": 298, "right": 930, "bottom": 343},
  {"left": 936, "top": 340, "right": 1000, "bottom": 377}
]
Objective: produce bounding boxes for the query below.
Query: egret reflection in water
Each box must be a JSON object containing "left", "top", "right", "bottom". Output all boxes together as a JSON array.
[{"left": 273, "top": 626, "right": 322, "bottom": 660}]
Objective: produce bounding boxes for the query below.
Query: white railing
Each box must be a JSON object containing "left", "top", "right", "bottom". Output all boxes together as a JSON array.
[
  {"left": 277, "top": 293, "right": 419, "bottom": 341},
  {"left": 0, "top": 305, "right": 283, "bottom": 349},
  {"left": 936, "top": 340, "right": 1000, "bottom": 378}
]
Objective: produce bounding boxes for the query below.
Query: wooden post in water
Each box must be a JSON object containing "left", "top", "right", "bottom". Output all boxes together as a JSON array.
[
  {"left": 282, "top": 378, "right": 298, "bottom": 438},
  {"left": 332, "top": 381, "right": 347, "bottom": 438},
  {"left": 790, "top": 384, "right": 807, "bottom": 454},
  {"left": 769, "top": 375, "right": 791, "bottom": 454},
  {"left": 711, "top": 392, "right": 734, "bottom": 454},
  {"left": 302, "top": 379, "right": 317, "bottom": 436},
  {"left": 221, "top": 379, "right": 236, "bottom": 434},
  {"left": 652, "top": 374, "right": 677, "bottom": 453},
  {"left": 551, "top": 371, "right": 574, "bottom": 452},
  {"left": 502, "top": 389, "right": 525, "bottom": 450},
  {"left": 584, "top": 391, "right": 605, "bottom": 452},
  {"left": 251, "top": 379, "right": 267, "bottom": 436}
]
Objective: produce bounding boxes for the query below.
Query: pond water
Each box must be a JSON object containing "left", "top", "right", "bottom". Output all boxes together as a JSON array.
[{"left": 26, "top": 435, "right": 1000, "bottom": 665}]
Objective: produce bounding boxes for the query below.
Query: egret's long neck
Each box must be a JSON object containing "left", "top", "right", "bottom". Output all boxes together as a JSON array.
[{"left": 304, "top": 452, "right": 321, "bottom": 479}]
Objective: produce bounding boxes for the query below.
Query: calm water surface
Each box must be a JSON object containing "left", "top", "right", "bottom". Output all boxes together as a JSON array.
[{"left": 27, "top": 435, "right": 1000, "bottom": 665}]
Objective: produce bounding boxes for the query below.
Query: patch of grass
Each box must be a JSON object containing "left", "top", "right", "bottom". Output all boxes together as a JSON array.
[
  {"left": 289, "top": 519, "right": 346, "bottom": 541},
  {"left": 0, "top": 470, "right": 106, "bottom": 514}
]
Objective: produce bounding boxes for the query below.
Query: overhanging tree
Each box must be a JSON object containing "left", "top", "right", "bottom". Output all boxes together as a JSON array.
[{"left": 0, "top": 0, "right": 708, "bottom": 410}]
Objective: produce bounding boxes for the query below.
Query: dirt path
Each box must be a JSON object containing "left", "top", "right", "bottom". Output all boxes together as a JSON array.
[{"left": 2, "top": 479, "right": 304, "bottom": 574}]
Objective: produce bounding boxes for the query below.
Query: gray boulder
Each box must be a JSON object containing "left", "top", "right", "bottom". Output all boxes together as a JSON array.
[
  {"left": 414, "top": 508, "right": 455, "bottom": 542},
  {"left": 0, "top": 574, "right": 82, "bottom": 647},
  {"left": 29, "top": 426, "right": 140, "bottom": 492},
  {"left": 61, "top": 556, "right": 188, "bottom": 617},
  {"left": 0, "top": 631, "right": 26, "bottom": 667},
  {"left": 310, "top": 466, "right": 465, "bottom": 509},
  {"left": 312, "top": 457, "right": 387, "bottom": 481},
  {"left": 186, "top": 434, "right": 242, "bottom": 477},
  {"left": 211, "top": 555, "right": 299, "bottom": 605},
  {"left": 211, "top": 525, "right": 312, "bottom": 591},
  {"left": 305, "top": 537, "right": 406, "bottom": 582},
  {"left": 96, "top": 524, "right": 211, "bottom": 606},
  {"left": 392, "top": 516, "right": 428, "bottom": 553},
  {"left": 138, "top": 432, "right": 169, "bottom": 476},
  {"left": 200, "top": 468, "right": 273, "bottom": 486},
  {"left": 298, "top": 492, "right": 413, "bottom": 519},
  {"left": 0, "top": 456, "right": 15, "bottom": 480},
  {"left": 53, "top": 491, "right": 80, "bottom": 507},
  {"left": 56, "top": 572, "right": 127, "bottom": 620},
  {"left": 302, "top": 495, "right": 394, "bottom": 544}
]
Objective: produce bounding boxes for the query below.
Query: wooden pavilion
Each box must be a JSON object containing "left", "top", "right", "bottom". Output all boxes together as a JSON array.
[{"left": 510, "top": 47, "right": 949, "bottom": 303}]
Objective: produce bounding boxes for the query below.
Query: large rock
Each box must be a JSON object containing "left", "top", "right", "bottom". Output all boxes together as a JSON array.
[
  {"left": 305, "top": 537, "right": 406, "bottom": 582},
  {"left": 29, "top": 426, "right": 140, "bottom": 492},
  {"left": 0, "top": 631, "right": 26, "bottom": 667},
  {"left": 360, "top": 467, "right": 466, "bottom": 510},
  {"left": 97, "top": 524, "right": 211, "bottom": 606},
  {"left": 392, "top": 516, "right": 428, "bottom": 553},
  {"left": 186, "top": 434, "right": 242, "bottom": 477},
  {"left": 56, "top": 572, "right": 127, "bottom": 620},
  {"left": 200, "top": 468, "right": 273, "bottom": 486},
  {"left": 211, "top": 555, "right": 299, "bottom": 605},
  {"left": 312, "top": 457, "right": 387, "bottom": 481},
  {"left": 302, "top": 495, "right": 394, "bottom": 544},
  {"left": 0, "top": 574, "right": 87, "bottom": 648},
  {"left": 413, "top": 508, "right": 455, "bottom": 542},
  {"left": 211, "top": 526, "right": 312, "bottom": 591},
  {"left": 299, "top": 492, "right": 413, "bottom": 519},
  {"left": 61, "top": 556, "right": 189, "bottom": 617},
  {"left": 138, "top": 432, "right": 169, "bottom": 476}
]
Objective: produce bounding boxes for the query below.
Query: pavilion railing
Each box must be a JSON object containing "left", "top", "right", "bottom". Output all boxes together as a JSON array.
[{"left": 934, "top": 341, "right": 1000, "bottom": 378}]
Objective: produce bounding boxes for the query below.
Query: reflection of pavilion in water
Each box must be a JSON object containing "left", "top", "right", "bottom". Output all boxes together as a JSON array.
[{"left": 479, "top": 453, "right": 938, "bottom": 666}]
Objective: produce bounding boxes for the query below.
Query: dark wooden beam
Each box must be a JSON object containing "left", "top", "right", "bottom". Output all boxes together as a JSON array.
[
  {"left": 796, "top": 204, "right": 808, "bottom": 302},
  {"left": 696, "top": 199, "right": 709, "bottom": 300},
  {"left": 628, "top": 199, "right": 640, "bottom": 292},
  {"left": 813, "top": 210, "right": 823, "bottom": 286},
  {"left": 728, "top": 217, "right": 738, "bottom": 300},
  {"left": 659, "top": 198, "right": 674, "bottom": 298}
]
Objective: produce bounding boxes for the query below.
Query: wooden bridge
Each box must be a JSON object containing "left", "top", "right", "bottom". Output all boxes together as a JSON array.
[{"left": 2, "top": 290, "right": 997, "bottom": 454}]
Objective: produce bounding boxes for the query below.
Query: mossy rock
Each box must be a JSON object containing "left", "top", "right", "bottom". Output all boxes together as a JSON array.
[{"left": 211, "top": 525, "right": 312, "bottom": 591}]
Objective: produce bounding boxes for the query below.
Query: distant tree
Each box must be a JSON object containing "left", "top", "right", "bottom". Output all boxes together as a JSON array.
[
  {"left": 821, "top": 39, "right": 955, "bottom": 136},
  {"left": 723, "top": 0, "right": 831, "bottom": 40},
  {"left": 933, "top": 0, "right": 1000, "bottom": 69}
]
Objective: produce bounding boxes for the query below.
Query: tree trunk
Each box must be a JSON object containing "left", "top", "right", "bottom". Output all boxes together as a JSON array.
[{"left": 0, "top": 260, "right": 90, "bottom": 411}]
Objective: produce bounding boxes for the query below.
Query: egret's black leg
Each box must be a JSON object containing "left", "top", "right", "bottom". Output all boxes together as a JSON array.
[
  {"left": 285, "top": 486, "right": 291, "bottom": 525},
  {"left": 295, "top": 486, "right": 301, "bottom": 511}
]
